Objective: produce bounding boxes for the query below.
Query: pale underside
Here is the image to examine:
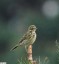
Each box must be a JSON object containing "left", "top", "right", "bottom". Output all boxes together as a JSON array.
[{"left": 19, "top": 32, "right": 36, "bottom": 51}]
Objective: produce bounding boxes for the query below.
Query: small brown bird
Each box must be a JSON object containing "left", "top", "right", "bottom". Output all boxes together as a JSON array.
[{"left": 11, "top": 25, "right": 37, "bottom": 51}]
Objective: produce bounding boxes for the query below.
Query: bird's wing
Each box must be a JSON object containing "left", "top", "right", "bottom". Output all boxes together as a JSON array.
[
  {"left": 10, "top": 31, "right": 32, "bottom": 51},
  {"left": 19, "top": 33, "right": 28, "bottom": 44},
  {"left": 19, "top": 31, "right": 31, "bottom": 45},
  {"left": 11, "top": 36, "right": 26, "bottom": 50},
  {"left": 10, "top": 34, "right": 27, "bottom": 51}
]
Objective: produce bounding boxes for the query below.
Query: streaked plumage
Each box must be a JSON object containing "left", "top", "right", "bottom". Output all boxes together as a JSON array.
[{"left": 11, "top": 25, "right": 37, "bottom": 51}]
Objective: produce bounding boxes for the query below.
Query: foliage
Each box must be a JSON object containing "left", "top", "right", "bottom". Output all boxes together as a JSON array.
[
  {"left": 18, "top": 57, "right": 32, "bottom": 64},
  {"left": 55, "top": 40, "right": 59, "bottom": 64}
]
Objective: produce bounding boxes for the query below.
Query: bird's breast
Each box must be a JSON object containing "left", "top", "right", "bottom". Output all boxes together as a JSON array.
[{"left": 30, "top": 33, "right": 36, "bottom": 44}]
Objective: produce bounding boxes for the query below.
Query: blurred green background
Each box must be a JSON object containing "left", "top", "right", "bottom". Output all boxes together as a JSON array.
[{"left": 0, "top": 0, "right": 59, "bottom": 64}]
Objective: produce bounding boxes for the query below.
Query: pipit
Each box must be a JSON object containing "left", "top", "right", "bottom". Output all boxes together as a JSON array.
[{"left": 11, "top": 25, "right": 37, "bottom": 51}]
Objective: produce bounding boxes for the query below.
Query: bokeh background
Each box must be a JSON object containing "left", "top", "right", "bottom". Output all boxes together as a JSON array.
[{"left": 0, "top": 0, "right": 59, "bottom": 64}]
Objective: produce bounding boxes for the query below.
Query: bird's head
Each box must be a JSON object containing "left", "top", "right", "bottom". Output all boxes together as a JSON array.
[{"left": 28, "top": 25, "right": 37, "bottom": 32}]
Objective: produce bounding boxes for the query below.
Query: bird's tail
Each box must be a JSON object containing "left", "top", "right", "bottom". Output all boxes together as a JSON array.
[
  {"left": 10, "top": 44, "right": 19, "bottom": 51},
  {"left": 10, "top": 43, "right": 23, "bottom": 51}
]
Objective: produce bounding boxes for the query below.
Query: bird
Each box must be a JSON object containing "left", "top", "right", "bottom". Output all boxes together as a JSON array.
[{"left": 11, "top": 25, "right": 37, "bottom": 52}]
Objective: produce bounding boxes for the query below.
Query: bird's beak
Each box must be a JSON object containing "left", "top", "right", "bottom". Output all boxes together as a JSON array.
[{"left": 36, "top": 28, "right": 37, "bottom": 30}]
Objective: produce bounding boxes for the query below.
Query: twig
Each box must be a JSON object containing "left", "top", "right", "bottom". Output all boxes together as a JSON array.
[{"left": 27, "top": 45, "right": 37, "bottom": 64}]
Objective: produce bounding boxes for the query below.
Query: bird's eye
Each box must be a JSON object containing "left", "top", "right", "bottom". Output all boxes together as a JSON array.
[{"left": 30, "top": 28, "right": 33, "bottom": 30}]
